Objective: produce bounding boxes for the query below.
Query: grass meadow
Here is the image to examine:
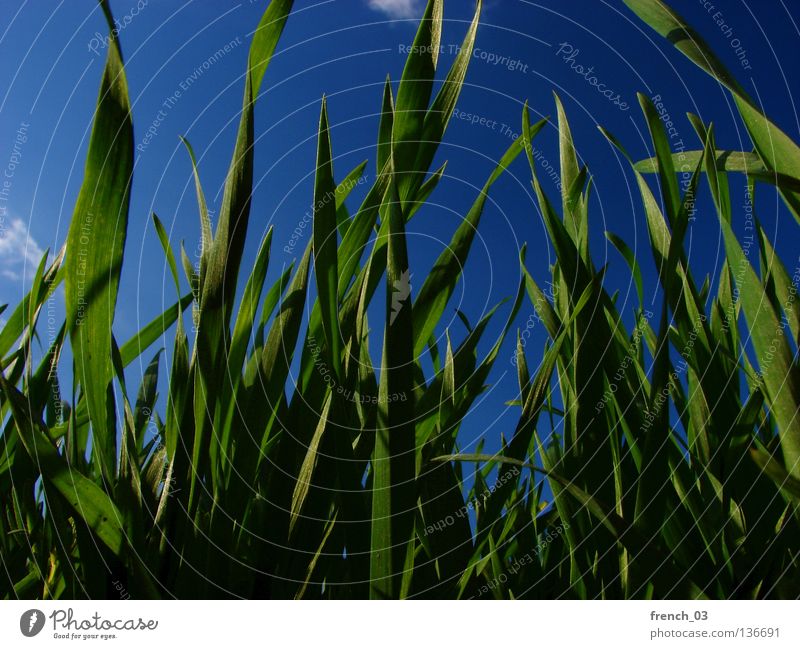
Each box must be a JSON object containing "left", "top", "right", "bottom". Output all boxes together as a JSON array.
[{"left": 1, "top": 0, "right": 799, "bottom": 599}]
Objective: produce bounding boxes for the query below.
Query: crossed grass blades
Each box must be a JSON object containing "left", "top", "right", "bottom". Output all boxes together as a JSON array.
[{"left": 1, "top": 0, "right": 799, "bottom": 599}]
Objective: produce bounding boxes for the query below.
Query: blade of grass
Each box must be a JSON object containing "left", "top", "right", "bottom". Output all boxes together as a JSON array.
[{"left": 64, "top": 0, "right": 133, "bottom": 481}]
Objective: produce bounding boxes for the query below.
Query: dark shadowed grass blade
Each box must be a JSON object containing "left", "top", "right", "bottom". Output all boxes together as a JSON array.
[
  {"left": 750, "top": 447, "right": 800, "bottom": 507},
  {"left": 370, "top": 175, "right": 415, "bottom": 599},
  {"left": 0, "top": 377, "right": 124, "bottom": 555},
  {"left": 435, "top": 452, "right": 703, "bottom": 596},
  {"left": 296, "top": 510, "right": 339, "bottom": 600}
]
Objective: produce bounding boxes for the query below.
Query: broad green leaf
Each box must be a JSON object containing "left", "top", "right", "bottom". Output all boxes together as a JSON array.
[
  {"left": 750, "top": 447, "right": 800, "bottom": 506},
  {"left": 392, "top": 0, "right": 442, "bottom": 200},
  {"left": 65, "top": 1, "right": 133, "bottom": 480},
  {"left": 719, "top": 212, "right": 800, "bottom": 478}
]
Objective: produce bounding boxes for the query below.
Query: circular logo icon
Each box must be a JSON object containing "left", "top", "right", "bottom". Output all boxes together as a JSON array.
[{"left": 20, "top": 609, "right": 45, "bottom": 638}]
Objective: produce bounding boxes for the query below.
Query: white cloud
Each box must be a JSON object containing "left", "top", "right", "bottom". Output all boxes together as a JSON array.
[
  {"left": 0, "top": 218, "right": 45, "bottom": 283},
  {"left": 367, "top": 0, "right": 420, "bottom": 19}
]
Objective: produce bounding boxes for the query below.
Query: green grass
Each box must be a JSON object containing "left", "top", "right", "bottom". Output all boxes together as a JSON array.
[{"left": 1, "top": 0, "right": 799, "bottom": 599}]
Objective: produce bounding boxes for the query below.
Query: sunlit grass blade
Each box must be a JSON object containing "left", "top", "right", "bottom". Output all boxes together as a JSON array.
[
  {"left": 392, "top": 0, "right": 442, "bottom": 200},
  {"left": 412, "top": 134, "right": 527, "bottom": 357},
  {"left": 623, "top": 0, "right": 800, "bottom": 221},
  {"left": 64, "top": 0, "right": 133, "bottom": 481},
  {"left": 312, "top": 98, "right": 343, "bottom": 382}
]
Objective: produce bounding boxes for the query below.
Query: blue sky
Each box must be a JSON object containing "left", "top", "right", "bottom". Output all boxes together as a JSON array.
[{"left": 1, "top": 0, "right": 798, "bottom": 461}]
